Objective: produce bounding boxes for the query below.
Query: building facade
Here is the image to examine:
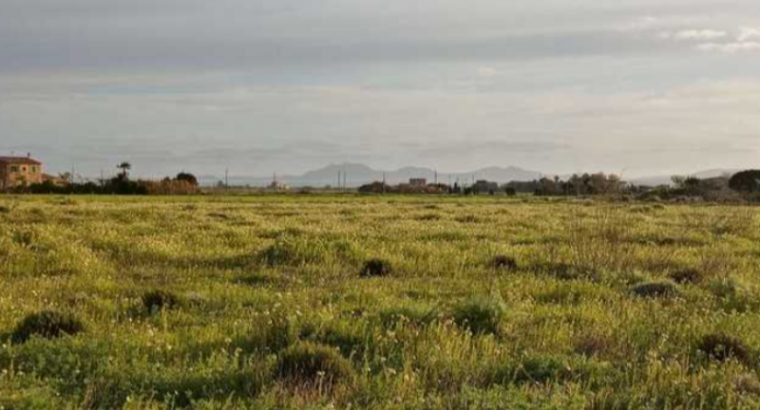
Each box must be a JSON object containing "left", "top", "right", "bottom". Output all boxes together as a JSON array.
[
  {"left": 0, "top": 156, "right": 43, "bottom": 190},
  {"left": 409, "top": 178, "right": 427, "bottom": 187}
]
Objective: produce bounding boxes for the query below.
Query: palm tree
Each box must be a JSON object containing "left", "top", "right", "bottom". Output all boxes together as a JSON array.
[{"left": 117, "top": 162, "right": 131, "bottom": 180}]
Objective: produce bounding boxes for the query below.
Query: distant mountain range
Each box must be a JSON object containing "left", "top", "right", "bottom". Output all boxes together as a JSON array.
[{"left": 198, "top": 163, "right": 741, "bottom": 188}]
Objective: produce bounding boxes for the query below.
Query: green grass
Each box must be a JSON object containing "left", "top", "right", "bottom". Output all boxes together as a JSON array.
[{"left": 1, "top": 194, "right": 760, "bottom": 408}]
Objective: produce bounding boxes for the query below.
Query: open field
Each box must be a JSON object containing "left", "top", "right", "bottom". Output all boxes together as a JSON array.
[{"left": 2, "top": 195, "right": 760, "bottom": 409}]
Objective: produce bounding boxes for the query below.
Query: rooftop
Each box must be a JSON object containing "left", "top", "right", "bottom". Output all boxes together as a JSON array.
[{"left": 0, "top": 156, "right": 42, "bottom": 165}]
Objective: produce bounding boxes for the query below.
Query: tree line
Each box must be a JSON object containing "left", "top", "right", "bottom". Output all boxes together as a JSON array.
[{"left": 20, "top": 162, "right": 200, "bottom": 195}]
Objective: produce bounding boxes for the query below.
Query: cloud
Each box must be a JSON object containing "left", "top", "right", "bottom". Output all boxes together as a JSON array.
[
  {"left": 696, "top": 42, "right": 760, "bottom": 52},
  {"left": 660, "top": 29, "right": 727, "bottom": 41},
  {"left": 738, "top": 27, "right": 760, "bottom": 41}
]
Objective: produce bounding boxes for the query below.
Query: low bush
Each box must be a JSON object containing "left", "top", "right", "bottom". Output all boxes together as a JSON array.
[
  {"left": 670, "top": 268, "right": 703, "bottom": 284},
  {"left": 696, "top": 334, "right": 751, "bottom": 364},
  {"left": 274, "top": 342, "right": 355, "bottom": 388},
  {"left": 360, "top": 259, "right": 392, "bottom": 278},
  {"left": 490, "top": 255, "right": 518, "bottom": 271},
  {"left": 12, "top": 311, "right": 85, "bottom": 343},
  {"left": 142, "top": 290, "right": 181, "bottom": 313},
  {"left": 452, "top": 296, "right": 505, "bottom": 335},
  {"left": 630, "top": 281, "right": 680, "bottom": 298}
]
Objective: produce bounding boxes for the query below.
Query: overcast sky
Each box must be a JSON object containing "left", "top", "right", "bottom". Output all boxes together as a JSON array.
[{"left": 1, "top": 0, "right": 759, "bottom": 178}]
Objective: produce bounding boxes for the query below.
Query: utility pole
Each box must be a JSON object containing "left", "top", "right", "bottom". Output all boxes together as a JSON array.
[
  {"left": 382, "top": 172, "right": 386, "bottom": 194},
  {"left": 337, "top": 171, "right": 341, "bottom": 191},
  {"left": 225, "top": 168, "right": 229, "bottom": 189},
  {"left": 343, "top": 170, "right": 347, "bottom": 191}
]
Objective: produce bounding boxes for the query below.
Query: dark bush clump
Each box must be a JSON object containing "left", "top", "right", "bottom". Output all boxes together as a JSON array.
[
  {"left": 360, "top": 259, "right": 392, "bottom": 278},
  {"left": 142, "top": 290, "right": 181, "bottom": 313},
  {"left": 274, "top": 342, "right": 355, "bottom": 388},
  {"left": 670, "top": 268, "right": 703, "bottom": 284},
  {"left": 490, "top": 255, "right": 518, "bottom": 271},
  {"left": 697, "top": 334, "right": 750, "bottom": 364},
  {"left": 574, "top": 333, "right": 611, "bottom": 357},
  {"left": 452, "top": 296, "right": 505, "bottom": 335},
  {"left": 630, "top": 281, "right": 680, "bottom": 298},
  {"left": 12, "top": 311, "right": 85, "bottom": 343}
]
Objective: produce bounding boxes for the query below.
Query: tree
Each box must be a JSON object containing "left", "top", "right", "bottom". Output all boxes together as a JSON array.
[
  {"left": 175, "top": 172, "right": 199, "bottom": 186},
  {"left": 729, "top": 170, "right": 760, "bottom": 193},
  {"left": 116, "top": 162, "right": 132, "bottom": 180}
]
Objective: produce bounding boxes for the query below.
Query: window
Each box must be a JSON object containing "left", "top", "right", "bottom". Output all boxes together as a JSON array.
[
  {"left": 10, "top": 165, "right": 19, "bottom": 173},
  {"left": 31, "top": 166, "right": 38, "bottom": 173}
]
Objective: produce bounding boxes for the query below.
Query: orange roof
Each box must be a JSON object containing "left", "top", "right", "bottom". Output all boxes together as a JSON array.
[{"left": 0, "top": 156, "right": 42, "bottom": 165}]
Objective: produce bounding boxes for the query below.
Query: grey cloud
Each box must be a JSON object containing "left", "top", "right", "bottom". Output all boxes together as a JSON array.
[{"left": 3, "top": 0, "right": 757, "bottom": 72}]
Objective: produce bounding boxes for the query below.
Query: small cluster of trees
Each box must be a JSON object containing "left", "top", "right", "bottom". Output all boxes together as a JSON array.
[
  {"left": 358, "top": 182, "right": 450, "bottom": 194},
  {"left": 24, "top": 162, "right": 200, "bottom": 195},
  {"left": 528, "top": 173, "right": 625, "bottom": 196},
  {"left": 638, "top": 170, "right": 760, "bottom": 202},
  {"left": 358, "top": 173, "right": 626, "bottom": 196}
]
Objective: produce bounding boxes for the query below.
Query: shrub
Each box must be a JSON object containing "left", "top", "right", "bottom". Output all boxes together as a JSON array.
[
  {"left": 669, "top": 268, "right": 703, "bottom": 284},
  {"left": 360, "top": 259, "right": 392, "bottom": 278},
  {"left": 490, "top": 255, "right": 518, "bottom": 271},
  {"left": 274, "top": 342, "right": 355, "bottom": 388},
  {"left": 452, "top": 296, "right": 505, "bottom": 335},
  {"left": 630, "top": 281, "right": 680, "bottom": 298},
  {"left": 12, "top": 311, "right": 85, "bottom": 343},
  {"left": 696, "top": 334, "right": 750, "bottom": 364},
  {"left": 142, "top": 290, "right": 181, "bottom": 313}
]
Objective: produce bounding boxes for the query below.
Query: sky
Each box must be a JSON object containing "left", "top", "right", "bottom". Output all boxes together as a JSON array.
[{"left": 1, "top": 0, "right": 760, "bottom": 179}]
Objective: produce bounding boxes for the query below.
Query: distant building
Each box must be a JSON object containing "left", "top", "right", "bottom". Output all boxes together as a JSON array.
[
  {"left": 409, "top": 178, "right": 427, "bottom": 187},
  {"left": 268, "top": 174, "right": 290, "bottom": 191},
  {"left": 0, "top": 155, "right": 43, "bottom": 190}
]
